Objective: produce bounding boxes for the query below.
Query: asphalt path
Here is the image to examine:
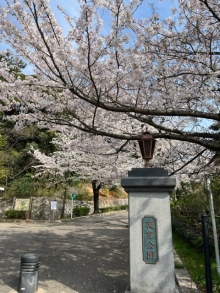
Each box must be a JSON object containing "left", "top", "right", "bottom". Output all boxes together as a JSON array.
[{"left": 0, "top": 211, "right": 129, "bottom": 293}]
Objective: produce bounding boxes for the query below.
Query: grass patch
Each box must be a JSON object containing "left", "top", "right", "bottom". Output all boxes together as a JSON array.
[
  {"left": 173, "top": 230, "right": 220, "bottom": 292},
  {"left": 108, "top": 186, "right": 128, "bottom": 198}
]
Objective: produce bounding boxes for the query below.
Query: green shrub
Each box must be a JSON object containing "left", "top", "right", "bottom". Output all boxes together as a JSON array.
[
  {"left": 5, "top": 210, "right": 27, "bottom": 218},
  {"left": 171, "top": 179, "right": 220, "bottom": 254},
  {"left": 99, "top": 205, "right": 128, "bottom": 213},
  {"left": 7, "top": 176, "right": 35, "bottom": 198},
  {"left": 120, "top": 205, "right": 128, "bottom": 210},
  {"left": 73, "top": 206, "right": 90, "bottom": 217}
]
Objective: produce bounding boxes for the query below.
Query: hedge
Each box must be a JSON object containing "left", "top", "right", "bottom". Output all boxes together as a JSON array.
[{"left": 5, "top": 210, "right": 27, "bottom": 219}]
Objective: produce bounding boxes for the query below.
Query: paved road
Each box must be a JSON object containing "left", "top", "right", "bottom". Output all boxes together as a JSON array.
[{"left": 0, "top": 211, "right": 129, "bottom": 293}]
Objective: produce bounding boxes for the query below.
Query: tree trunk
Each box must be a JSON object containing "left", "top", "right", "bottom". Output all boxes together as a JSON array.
[
  {"left": 60, "top": 185, "right": 67, "bottom": 219},
  {"left": 92, "top": 180, "right": 102, "bottom": 214}
]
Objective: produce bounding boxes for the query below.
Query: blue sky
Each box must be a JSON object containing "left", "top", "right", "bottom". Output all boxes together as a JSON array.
[
  {"left": 50, "top": 0, "right": 174, "bottom": 35},
  {"left": 0, "top": 0, "right": 175, "bottom": 74}
]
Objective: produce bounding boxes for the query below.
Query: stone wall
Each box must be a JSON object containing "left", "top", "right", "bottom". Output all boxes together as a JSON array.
[
  {"left": 0, "top": 197, "right": 128, "bottom": 220},
  {"left": 0, "top": 198, "right": 14, "bottom": 217}
]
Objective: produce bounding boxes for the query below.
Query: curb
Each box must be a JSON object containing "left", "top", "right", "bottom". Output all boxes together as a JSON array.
[{"left": 174, "top": 251, "right": 199, "bottom": 293}]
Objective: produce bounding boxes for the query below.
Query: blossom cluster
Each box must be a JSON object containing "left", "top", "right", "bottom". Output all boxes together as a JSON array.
[{"left": 0, "top": 0, "right": 219, "bottom": 179}]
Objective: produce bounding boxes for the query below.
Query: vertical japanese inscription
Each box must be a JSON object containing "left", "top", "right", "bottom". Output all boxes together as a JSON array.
[{"left": 142, "top": 216, "right": 158, "bottom": 264}]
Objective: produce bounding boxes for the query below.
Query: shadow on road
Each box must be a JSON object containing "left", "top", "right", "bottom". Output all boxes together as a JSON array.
[{"left": 0, "top": 211, "right": 129, "bottom": 293}]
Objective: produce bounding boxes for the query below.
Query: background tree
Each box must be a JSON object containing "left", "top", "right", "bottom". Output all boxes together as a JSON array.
[
  {"left": 0, "top": 50, "right": 26, "bottom": 75},
  {"left": 32, "top": 131, "right": 142, "bottom": 213},
  {"left": 0, "top": 50, "right": 57, "bottom": 187}
]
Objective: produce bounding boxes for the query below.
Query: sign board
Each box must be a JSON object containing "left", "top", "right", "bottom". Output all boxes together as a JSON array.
[
  {"left": 142, "top": 216, "right": 158, "bottom": 264},
  {"left": 51, "top": 201, "right": 57, "bottom": 210},
  {"left": 70, "top": 194, "right": 77, "bottom": 200},
  {"left": 14, "top": 199, "right": 31, "bottom": 211},
  {"left": 0, "top": 187, "right": 4, "bottom": 196}
]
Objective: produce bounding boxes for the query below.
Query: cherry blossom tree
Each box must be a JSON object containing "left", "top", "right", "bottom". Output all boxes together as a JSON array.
[
  {"left": 32, "top": 126, "right": 216, "bottom": 215},
  {"left": 0, "top": 0, "right": 219, "bottom": 173},
  {"left": 32, "top": 131, "right": 142, "bottom": 213}
]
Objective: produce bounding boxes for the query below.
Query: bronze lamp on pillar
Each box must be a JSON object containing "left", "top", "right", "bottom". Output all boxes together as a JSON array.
[{"left": 138, "top": 132, "right": 156, "bottom": 168}]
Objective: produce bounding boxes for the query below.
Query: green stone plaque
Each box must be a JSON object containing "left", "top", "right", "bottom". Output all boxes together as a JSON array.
[{"left": 142, "top": 216, "right": 158, "bottom": 264}]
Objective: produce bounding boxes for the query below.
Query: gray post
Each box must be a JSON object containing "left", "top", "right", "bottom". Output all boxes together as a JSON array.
[
  {"left": 19, "top": 253, "right": 40, "bottom": 293},
  {"left": 121, "top": 168, "right": 178, "bottom": 293}
]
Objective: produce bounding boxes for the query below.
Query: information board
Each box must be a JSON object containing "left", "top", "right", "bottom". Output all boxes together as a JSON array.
[
  {"left": 14, "top": 199, "right": 31, "bottom": 211},
  {"left": 51, "top": 201, "right": 57, "bottom": 210}
]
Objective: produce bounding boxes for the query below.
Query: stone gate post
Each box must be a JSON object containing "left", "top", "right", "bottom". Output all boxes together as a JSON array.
[{"left": 121, "top": 167, "right": 178, "bottom": 293}]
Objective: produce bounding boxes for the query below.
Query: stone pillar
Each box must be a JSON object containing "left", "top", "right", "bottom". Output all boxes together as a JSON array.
[{"left": 121, "top": 168, "right": 178, "bottom": 293}]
